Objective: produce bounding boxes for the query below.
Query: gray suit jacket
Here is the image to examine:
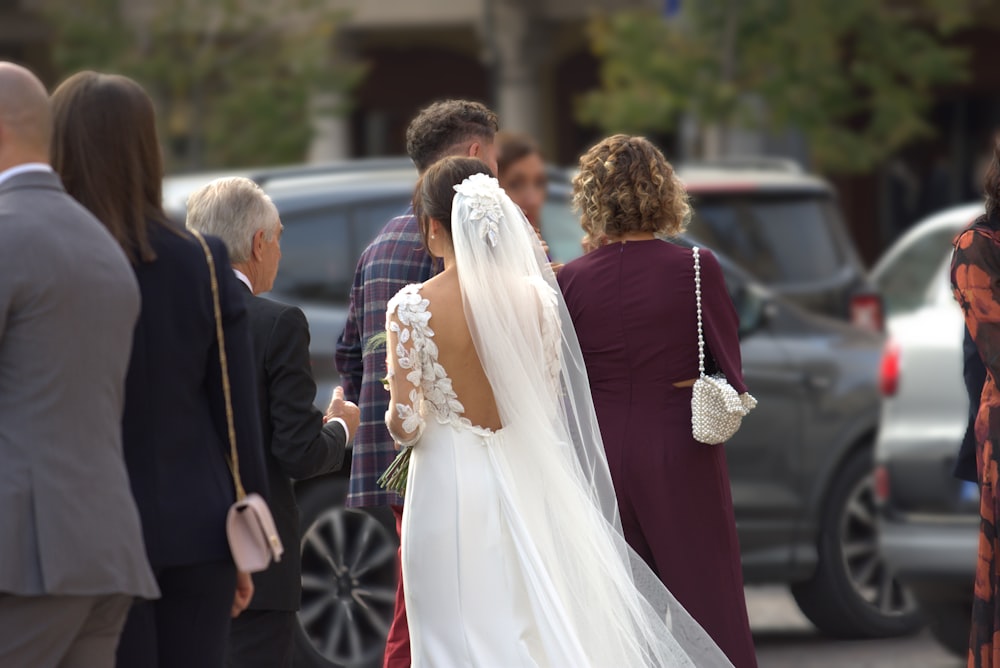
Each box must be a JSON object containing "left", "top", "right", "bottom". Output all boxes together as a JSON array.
[{"left": 0, "top": 170, "right": 159, "bottom": 598}]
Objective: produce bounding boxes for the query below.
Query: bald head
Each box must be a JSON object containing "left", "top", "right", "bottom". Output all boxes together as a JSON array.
[{"left": 0, "top": 62, "right": 52, "bottom": 169}]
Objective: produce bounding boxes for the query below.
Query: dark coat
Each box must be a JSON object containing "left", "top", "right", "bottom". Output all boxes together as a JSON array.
[
  {"left": 242, "top": 287, "right": 347, "bottom": 610},
  {"left": 121, "top": 222, "right": 268, "bottom": 570}
]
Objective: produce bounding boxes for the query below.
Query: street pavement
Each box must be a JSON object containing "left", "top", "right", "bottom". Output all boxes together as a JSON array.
[{"left": 747, "top": 585, "right": 963, "bottom": 668}]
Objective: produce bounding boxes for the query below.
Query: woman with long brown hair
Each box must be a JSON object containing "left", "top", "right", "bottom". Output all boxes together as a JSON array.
[{"left": 50, "top": 71, "right": 268, "bottom": 668}]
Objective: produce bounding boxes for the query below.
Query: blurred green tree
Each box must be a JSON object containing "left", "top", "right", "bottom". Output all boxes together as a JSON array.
[
  {"left": 578, "top": 0, "right": 973, "bottom": 173},
  {"left": 43, "top": 0, "right": 364, "bottom": 170}
]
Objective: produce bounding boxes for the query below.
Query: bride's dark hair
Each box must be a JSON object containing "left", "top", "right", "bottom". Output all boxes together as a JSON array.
[{"left": 414, "top": 156, "right": 493, "bottom": 251}]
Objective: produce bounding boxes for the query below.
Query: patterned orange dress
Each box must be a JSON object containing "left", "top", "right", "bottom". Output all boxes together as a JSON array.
[{"left": 952, "top": 215, "right": 1000, "bottom": 668}]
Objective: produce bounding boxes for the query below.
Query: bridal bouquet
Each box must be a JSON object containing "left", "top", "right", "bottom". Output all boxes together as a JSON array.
[
  {"left": 377, "top": 446, "right": 411, "bottom": 496},
  {"left": 365, "top": 330, "right": 412, "bottom": 496}
]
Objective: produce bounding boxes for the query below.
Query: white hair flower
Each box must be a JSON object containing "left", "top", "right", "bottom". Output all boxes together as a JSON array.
[{"left": 454, "top": 173, "right": 503, "bottom": 248}]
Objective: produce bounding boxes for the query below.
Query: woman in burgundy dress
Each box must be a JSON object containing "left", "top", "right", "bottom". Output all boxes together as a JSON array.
[{"left": 558, "top": 135, "right": 758, "bottom": 668}]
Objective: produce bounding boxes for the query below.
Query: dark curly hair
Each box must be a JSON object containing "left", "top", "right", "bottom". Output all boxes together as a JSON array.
[
  {"left": 572, "top": 134, "right": 689, "bottom": 240},
  {"left": 986, "top": 137, "right": 1000, "bottom": 219},
  {"left": 405, "top": 100, "right": 499, "bottom": 173}
]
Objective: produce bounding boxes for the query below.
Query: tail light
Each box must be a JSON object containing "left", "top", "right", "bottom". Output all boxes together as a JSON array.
[
  {"left": 874, "top": 464, "right": 890, "bottom": 505},
  {"left": 850, "top": 292, "right": 884, "bottom": 333},
  {"left": 879, "top": 339, "right": 901, "bottom": 397}
]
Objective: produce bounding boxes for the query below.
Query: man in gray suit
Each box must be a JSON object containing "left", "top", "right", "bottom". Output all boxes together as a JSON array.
[{"left": 0, "top": 62, "right": 160, "bottom": 667}]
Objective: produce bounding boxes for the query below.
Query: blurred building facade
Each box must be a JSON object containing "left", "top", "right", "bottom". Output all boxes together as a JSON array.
[
  {"left": 322, "top": 0, "right": 654, "bottom": 166},
  {"left": 6, "top": 0, "right": 1000, "bottom": 260},
  {"left": 0, "top": 0, "right": 51, "bottom": 80}
]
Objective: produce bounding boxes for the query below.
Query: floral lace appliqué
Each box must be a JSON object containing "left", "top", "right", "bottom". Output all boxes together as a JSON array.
[
  {"left": 386, "top": 284, "right": 473, "bottom": 442},
  {"left": 454, "top": 173, "right": 503, "bottom": 248}
]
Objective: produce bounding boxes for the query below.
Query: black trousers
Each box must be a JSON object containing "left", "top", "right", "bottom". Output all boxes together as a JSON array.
[
  {"left": 228, "top": 610, "right": 297, "bottom": 668},
  {"left": 115, "top": 560, "right": 236, "bottom": 668}
]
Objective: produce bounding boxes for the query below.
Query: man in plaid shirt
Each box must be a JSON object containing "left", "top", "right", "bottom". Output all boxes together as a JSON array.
[{"left": 335, "top": 99, "right": 499, "bottom": 668}]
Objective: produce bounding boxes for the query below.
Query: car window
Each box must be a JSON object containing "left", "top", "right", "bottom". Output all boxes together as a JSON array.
[
  {"left": 273, "top": 207, "right": 352, "bottom": 303},
  {"left": 875, "top": 226, "right": 959, "bottom": 316},
  {"left": 687, "top": 195, "right": 843, "bottom": 284},
  {"left": 352, "top": 198, "right": 413, "bottom": 251},
  {"left": 541, "top": 199, "right": 584, "bottom": 263},
  {"left": 272, "top": 198, "right": 413, "bottom": 305}
]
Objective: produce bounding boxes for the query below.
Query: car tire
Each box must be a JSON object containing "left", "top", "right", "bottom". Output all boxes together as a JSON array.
[
  {"left": 791, "top": 449, "right": 923, "bottom": 638},
  {"left": 925, "top": 600, "right": 972, "bottom": 658},
  {"left": 293, "top": 476, "right": 398, "bottom": 668}
]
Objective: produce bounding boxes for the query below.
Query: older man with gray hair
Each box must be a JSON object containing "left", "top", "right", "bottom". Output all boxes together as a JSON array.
[{"left": 186, "top": 176, "right": 359, "bottom": 668}]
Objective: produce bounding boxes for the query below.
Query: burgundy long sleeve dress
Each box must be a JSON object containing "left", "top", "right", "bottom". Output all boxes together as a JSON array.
[{"left": 558, "top": 239, "right": 758, "bottom": 668}]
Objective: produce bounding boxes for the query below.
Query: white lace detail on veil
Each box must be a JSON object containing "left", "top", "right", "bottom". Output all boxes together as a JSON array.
[
  {"left": 454, "top": 173, "right": 502, "bottom": 247},
  {"left": 450, "top": 174, "right": 735, "bottom": 667}
]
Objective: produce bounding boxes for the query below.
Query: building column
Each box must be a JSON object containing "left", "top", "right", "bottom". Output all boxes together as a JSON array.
[
  {"left": 486, "top": 0, "right": 544, "bottom": 139},
  {"left": 307, "top": 92, "right": 351, "bottom": 163}
]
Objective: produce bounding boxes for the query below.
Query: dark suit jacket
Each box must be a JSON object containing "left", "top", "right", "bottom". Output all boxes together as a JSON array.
[
  {"left": 242, "top": 286, "right": 347, "bottom": 610},
  {"left": 122, "top": 222, "right": 268, "bottom": 570}
]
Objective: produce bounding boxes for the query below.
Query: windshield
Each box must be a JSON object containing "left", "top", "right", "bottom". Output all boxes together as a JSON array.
[
  {"left": 874, "top": 225, "right": 959, "bottom": 316},
  {"left": 686, "top": 194, "right": 844, "bottom": 284}
]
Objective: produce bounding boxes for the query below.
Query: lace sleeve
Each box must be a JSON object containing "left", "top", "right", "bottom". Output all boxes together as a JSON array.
[{"left": 384, "top": 286, "right": 428, "bottom": 447}]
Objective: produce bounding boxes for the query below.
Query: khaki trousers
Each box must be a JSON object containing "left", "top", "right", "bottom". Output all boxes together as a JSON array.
[{"left": 0, "top": 593, "right": 132, "bottom": 668}]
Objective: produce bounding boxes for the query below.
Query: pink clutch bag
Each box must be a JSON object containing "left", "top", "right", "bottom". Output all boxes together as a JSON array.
[{"left": 226, "top": 493, "right": 284, "bottom": 573}]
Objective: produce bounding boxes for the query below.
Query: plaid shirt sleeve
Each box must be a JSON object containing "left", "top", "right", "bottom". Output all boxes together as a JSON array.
[
  {"left": 341, "top": 213, "right": 435, "bottom": 508},
  {"left": 335, "top": 253, "right": 366, "bottom": 404}
]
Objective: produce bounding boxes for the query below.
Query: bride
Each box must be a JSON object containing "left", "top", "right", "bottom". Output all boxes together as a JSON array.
[{"left": 383, "top": 156, "right": 734, "bottom": 667}]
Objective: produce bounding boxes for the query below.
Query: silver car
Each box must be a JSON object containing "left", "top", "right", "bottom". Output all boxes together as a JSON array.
[{"left": 873, "top": 201, "right": 984, "bottom": 656}]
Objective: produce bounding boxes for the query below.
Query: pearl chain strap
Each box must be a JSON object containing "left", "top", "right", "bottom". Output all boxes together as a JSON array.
[{"left": 694, "top": 246, "right": 706, "bottom": 378}]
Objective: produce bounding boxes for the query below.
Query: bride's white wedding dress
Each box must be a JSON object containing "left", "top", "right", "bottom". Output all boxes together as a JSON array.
[
  {"left": 388, "top": 283, "right": 587, "bottom": 666},
  {"left": 383, "top": 173, "right": 735, "bottom": 668}
]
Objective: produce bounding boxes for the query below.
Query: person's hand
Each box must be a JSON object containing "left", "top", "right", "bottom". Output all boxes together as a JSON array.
[
  {"left": 327, "top": 386, "right": 361, "bottom": 441},
  {"left": 548, "top": 262, "right": 564, "bottom": 276},
  {"left": 231, "top": 571, "right": 254, "bottom": 618},
  {"left": 532, "top": 226, "right": 554, "bottom": 257}
]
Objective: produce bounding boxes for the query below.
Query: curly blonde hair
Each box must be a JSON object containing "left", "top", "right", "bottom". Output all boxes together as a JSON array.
[{"left": 572, "top": 134, "right": 689, "bottom": 240}]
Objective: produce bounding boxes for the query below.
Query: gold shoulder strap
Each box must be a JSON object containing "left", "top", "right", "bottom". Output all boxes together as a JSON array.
[{"left": 190, "top": 229, "right": 246, "bottom": 501}]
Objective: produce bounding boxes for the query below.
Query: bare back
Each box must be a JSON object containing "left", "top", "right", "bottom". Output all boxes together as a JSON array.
[{"left": 419, "top": 270, "right": 502, "bottom": 432}]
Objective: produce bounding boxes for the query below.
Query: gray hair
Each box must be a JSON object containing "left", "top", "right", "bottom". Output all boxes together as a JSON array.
[{"left": 185, "top": 176, "right": 280, "bottom": 263}]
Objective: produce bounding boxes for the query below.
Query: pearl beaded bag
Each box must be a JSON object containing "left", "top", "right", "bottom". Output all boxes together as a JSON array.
[{"left": 691, "top": 247, "right": 757, "bottom": 445}]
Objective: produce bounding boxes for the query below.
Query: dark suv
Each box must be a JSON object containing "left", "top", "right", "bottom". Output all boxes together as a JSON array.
[
  {"left": 164, "top": 157, "right": 903, "bottom": 668},
  {"left": 679, "top": 159, "right": 884, "bottom": 332}
]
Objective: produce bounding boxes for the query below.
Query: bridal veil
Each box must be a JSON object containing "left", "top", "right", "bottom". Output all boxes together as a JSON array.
[{"left": 449, "top": 172, "right": 735, "bottom": 667}]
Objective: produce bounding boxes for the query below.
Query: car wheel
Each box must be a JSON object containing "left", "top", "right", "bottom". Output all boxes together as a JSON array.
[
  {"left": 293, "top": 477, "right": 398, "bottom": 668},
  {"left": 791, "top": 449, "right": 923, "bottom": 638}
]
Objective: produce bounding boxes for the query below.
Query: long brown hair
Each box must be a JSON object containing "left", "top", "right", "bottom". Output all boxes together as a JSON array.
[{"left": 50, "top": 71, "right": 170, "bottom": 264}]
